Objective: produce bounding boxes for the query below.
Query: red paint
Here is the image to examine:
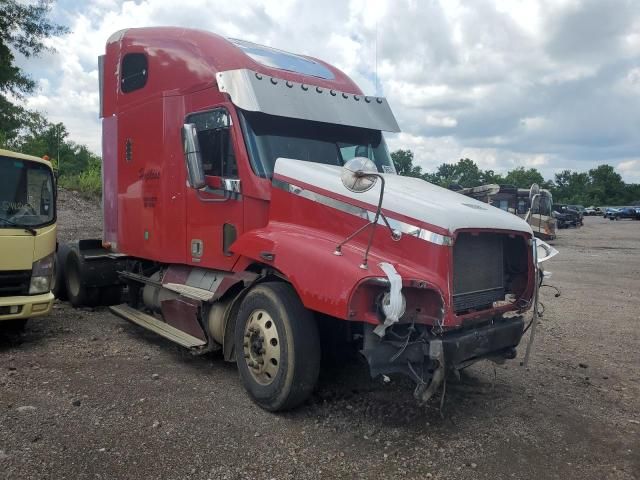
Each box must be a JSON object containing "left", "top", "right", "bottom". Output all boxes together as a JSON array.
[{"left": 101, "top": 27, "right": 534, "bottom": 331}]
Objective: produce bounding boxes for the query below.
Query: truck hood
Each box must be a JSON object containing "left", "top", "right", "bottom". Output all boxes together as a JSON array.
[{"left": 274, "top": 158, "right": 533, "bottom": 236}]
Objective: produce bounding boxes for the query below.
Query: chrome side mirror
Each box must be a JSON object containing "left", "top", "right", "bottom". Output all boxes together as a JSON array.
[
  {"left": 182, "top": 123, "right": 205, "bottom": 190},
  {"left": 335, "top": 157, "right": 401, "bottom": 268},
  {"left": 340, "top": 157, "right": 378, "bottom": 193}
]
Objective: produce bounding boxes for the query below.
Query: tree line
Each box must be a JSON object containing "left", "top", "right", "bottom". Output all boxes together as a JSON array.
[
  {"left": 391, "top": 150, "right": 640, "bottom": 206},
  {"left": 0, "top": 0, "right": 101, "bottom": 195}
]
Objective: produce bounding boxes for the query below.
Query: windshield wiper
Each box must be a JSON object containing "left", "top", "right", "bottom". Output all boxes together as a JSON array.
[{"left": 0, "top": 217, "right": 37, "bottom": 236}]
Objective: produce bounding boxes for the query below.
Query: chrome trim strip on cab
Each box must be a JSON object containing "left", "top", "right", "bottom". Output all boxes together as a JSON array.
[{"left": 273, "top": 179, "right": 452, "bottom": 246}]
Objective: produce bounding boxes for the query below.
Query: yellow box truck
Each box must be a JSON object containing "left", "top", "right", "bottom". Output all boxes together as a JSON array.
[{"left": 0, "top": 149, "right": 56, "bottom": 332}]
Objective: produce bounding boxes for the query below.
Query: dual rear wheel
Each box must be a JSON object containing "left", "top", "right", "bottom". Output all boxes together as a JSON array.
[{"left": 53, "top": 244, "right": 121, "bottom": 307}]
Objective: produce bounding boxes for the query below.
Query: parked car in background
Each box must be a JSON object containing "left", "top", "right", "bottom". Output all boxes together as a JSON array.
[
  {"left": 604, "top": 207, "right": 622, "bottom": 219},
  {"left": 608, "top": 207, "right": 640, "bottom": 220},
  {"left": 567, "top": 205, "right": 585, "bottom": 216},
  {"left": 584, "top": 207, "right": 597, "bottom": 216},
  {"left": 553, "top": 204, "right": 582, "bottom": 228},
  {"left": 566, "top": 205, "right": 585, "bottom": 225}
]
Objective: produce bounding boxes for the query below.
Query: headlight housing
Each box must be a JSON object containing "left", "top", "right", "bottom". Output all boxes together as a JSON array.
[{"left": 29, "top": 253, "right": 54, "bottom": 295}]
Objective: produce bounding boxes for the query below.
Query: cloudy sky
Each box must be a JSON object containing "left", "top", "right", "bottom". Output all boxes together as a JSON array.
[{"left": 16, "top": 0, "right": 640, "bottom": 182}]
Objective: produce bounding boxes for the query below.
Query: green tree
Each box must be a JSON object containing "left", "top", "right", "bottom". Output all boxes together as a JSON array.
[
  {"left": 391, "top": 149, "right": 424, "bottom": 178},
  {"left": 624, "top": 183, "right": 640, "bottom": 205},
  {"left": 431, "top": 158, "right": 483, "bottom": 188},
  {"left": 0, "top": 0, "right": 67, "bottom": 143},
  {"left": 587, "top": 164, "right": 626, "bottom": 205},
  {"left": 432, "top": 163, "right": 457, "bottom": 186},
  {"left": 552, "top": 170, "right": 589, "bottom": 203},
  {"left": 481, "top": 169, "right": 505, "bottom": 185},
  {"left": 503, "top": 167, "right": 545, "bottom": 189},
  {"left": 12, "top": 115, "right": 100, "bottom": 178}
]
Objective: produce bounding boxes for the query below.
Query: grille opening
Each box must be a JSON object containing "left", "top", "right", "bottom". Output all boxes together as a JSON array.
[
  {"left": 452, "top": 233, "right": 528, "bottom": 314},
  {"left": 0, "top": 270, "right": 31, "bottom": 297}
]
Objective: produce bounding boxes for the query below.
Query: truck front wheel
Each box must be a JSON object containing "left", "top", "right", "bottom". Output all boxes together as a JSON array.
[{"left": 234, "top": 282, "right": 320, "bottom": 411}]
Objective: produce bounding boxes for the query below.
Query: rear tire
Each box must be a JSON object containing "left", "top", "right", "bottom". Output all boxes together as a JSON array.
[
  {"left": 52, "top": 243, "right": 71, "bottom": 300},
  {"left": 64, "top": 249, "right": 99, "bottom": 308},
  {"left": 234, "top": 282, "right": 320, "bottom": 411}
]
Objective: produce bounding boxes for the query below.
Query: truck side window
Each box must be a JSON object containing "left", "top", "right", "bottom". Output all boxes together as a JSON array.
[
  {"left": 121, "top": 53, "right": 148, "bottom": 93},
  {"left": 186, "top": 109, "right": 238, "bottom": 178}
]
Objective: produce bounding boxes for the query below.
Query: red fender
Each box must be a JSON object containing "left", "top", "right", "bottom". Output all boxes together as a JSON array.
[{"left": 231, "top": 221, "right": 447, "bottom": 323}]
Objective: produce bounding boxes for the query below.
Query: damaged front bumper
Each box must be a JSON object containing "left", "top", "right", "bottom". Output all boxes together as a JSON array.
[{"left": 362, "top": 316, "right": 525, "bottom": 402}]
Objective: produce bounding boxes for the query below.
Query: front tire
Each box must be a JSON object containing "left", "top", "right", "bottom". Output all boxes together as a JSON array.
[{"left": 234, "top": 282, "right": 320, "bottom": 412}]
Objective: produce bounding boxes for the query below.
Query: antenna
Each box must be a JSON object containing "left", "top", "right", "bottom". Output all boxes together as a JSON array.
[{"left": 375, "top": 16, "right": 379, "bottom": 96}]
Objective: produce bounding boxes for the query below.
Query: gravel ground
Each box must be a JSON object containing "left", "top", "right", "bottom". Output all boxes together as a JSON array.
[{"left": 1, "top": 190, "right": 638, "bottom": 479}]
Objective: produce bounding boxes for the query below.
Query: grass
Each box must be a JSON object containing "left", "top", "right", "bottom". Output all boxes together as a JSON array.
[{"left": 57, "top": 160, "right": 102, "bottom": 198}]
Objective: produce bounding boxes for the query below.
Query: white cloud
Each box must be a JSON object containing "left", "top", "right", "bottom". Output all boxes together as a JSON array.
[
  {"left": 424, "top": 115, "right": 458, "bottom": 128},
  {"left": 617, "top": 159, "right": 640, "bottom": 182},
  {"left": 12, "top": 0, "right": 640, "bottom": 183}
]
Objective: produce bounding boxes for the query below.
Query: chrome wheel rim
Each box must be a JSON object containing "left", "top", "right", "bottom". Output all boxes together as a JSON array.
[{"left": 243, "top": 309, "right": 280, "bottom": 385}]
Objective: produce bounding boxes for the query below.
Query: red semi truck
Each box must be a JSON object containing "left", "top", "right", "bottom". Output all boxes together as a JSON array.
[{"left": 56, "top": 27, "right": 545, "bottom": 411}]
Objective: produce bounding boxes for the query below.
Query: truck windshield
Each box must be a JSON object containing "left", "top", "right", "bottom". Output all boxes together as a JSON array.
[
  {"left": 0, "top": 156, "right": 55, "bottom": 229},
  {"left": 239, "top": 110, "right": 396, "bottom": 178}
]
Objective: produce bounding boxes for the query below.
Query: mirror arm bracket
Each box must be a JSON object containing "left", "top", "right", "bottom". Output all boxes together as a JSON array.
[{"left": 334, "top": 173, "right": 389, "bottom": 269}]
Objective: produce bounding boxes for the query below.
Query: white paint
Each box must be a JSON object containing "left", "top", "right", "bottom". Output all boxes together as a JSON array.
[{"left": 275, "top": 158, "right": 533, "bottom": 235}]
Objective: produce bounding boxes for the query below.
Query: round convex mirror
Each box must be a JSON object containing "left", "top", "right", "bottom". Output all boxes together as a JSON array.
[{"left": 341, "top": 157, "right": 378, "bottom": 193}]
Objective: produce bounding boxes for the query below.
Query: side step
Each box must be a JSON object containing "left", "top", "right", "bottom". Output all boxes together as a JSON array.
[{"left": 109, "top": 304, "right": 207, "bottom": 349}]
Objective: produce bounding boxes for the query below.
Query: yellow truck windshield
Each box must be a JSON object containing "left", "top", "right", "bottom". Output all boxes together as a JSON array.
[{"left": 0, "top": 156, "right": 55, "bottom": 229}]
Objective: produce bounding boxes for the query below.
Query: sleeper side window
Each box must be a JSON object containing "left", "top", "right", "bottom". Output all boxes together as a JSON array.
[
  {"left": 186, "top": 109, "right": 238, "bottom": 178},
  {"left": 121, "top": 53, "right": 148, "bottom": 93}
]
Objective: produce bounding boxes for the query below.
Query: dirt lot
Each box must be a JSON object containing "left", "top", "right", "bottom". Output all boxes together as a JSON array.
[{"left": 1, "top": 191, "right": 639, "bottom": 479}]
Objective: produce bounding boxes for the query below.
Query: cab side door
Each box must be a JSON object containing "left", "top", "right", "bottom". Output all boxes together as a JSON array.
[{"left": 184, "top": 108, "right": 243, "bottom": 271}]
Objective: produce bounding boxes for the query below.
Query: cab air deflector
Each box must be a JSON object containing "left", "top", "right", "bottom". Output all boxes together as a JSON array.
[{"left": 216, "top": 69, "right": 401, "bottom": 132}]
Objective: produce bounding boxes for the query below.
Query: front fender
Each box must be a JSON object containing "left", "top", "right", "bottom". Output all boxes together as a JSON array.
[
  {"left": 231, "top": 222, "right": 447, "bottom": 323},
  {"left": 232, "top": 222, "right": 372, "bottom": 319}
]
